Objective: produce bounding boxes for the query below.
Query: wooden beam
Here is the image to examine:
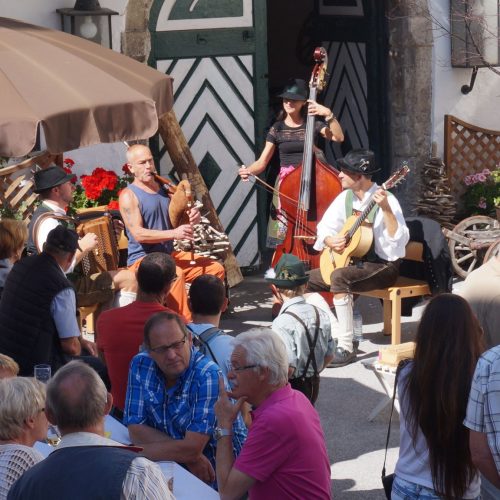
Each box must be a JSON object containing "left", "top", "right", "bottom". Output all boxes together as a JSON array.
[{"left": 158, "top": 110, "right": 243, "bottom": 287}]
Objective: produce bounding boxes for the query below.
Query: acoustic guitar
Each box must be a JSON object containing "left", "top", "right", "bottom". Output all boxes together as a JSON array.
[{"left": 319, "top": 164, "right": 410, "bottom": 284}]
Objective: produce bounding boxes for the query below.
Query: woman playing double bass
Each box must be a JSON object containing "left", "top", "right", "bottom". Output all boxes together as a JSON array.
[{"left": 238, "top": 78, "right": 344, "bottom": 248}]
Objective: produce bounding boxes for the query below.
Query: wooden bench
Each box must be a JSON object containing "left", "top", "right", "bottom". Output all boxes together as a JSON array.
[{"left": 357, "top": 242, "right": 431, "bottom": 345}]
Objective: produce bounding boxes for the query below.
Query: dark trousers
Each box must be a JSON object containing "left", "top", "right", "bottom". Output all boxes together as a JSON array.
[
  {"left": 291, "top": 375, "right": 320, "bottom": 405},
  {"left": 308, "top": 260, "right": 400, "bottom": 295}
]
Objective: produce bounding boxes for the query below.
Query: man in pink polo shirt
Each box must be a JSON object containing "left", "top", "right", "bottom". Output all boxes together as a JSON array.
[{"left": 214, "top": 327, "right": 331, "bottom": 499}]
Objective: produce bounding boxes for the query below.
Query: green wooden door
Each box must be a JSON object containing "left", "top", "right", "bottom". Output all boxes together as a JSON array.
[{"left": 148, "top": 0, "right": 268, "bottom": 268}]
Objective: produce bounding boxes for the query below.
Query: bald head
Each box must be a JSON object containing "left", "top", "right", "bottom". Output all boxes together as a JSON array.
[
  {"left": 126, "top": 144, "right": 152, "bottom": 164},
  {"left": 46, "top": 361, "right": 108, "bottom": 432}
]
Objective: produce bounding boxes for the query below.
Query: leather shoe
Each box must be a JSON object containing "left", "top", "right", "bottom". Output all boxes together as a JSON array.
[{"left": 327, "top": 347, "right": 357, "bottom": 368}]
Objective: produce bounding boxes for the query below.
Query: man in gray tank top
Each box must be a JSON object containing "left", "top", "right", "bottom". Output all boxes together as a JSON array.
[{"left": 119, "top": 144, "right": 225, "bottom": 321}]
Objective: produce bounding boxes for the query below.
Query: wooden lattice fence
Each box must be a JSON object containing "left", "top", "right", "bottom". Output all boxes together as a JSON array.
[
  {"left": 444, "top": 114, "right": 500, "bottom": 211},
  {"left": 0, "top": 152, "right": 61, "bottom": 221}
]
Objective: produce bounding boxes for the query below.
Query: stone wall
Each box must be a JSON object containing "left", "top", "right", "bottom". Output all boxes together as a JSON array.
[
  {"left": 122, "top": 0, "right": 153, "bottom": 63},
  {"left": 387, "top": 0, "right": 433, "bottom": 214}
]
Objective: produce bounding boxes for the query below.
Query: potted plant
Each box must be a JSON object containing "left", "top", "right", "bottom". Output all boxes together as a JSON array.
[{"left": 462, "top": 167, "right": 500, "bottom": 219}]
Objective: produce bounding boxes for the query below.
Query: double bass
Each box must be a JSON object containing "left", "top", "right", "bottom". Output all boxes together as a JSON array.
[{"left": 272, "top": 47, "right": 342, "bottom": 269}]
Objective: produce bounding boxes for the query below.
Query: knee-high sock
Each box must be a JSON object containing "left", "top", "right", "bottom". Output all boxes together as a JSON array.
[
  {"left": 333, "top": 295, "right": 353, "bottom": 352},
  {"left": 113, "top": 290, "right": 137, "bottom": 308}
]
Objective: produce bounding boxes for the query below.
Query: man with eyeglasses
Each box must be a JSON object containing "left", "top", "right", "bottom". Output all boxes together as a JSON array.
[
  {"left": 123, "top": 311, "right": 247, "bottom": 486},
  {"left": 214, "top": 328, "right": 331, "bottom": 499},
  {"left": 119, "top": 144, "right": 225, "bottom": 321}
]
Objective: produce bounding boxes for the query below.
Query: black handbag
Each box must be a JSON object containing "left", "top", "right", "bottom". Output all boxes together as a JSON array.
[{"left": 381, "top": 360, "right": 409, "bottom": 500}]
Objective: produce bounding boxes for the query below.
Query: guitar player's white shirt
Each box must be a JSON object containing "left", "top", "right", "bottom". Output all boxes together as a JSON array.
[{"left": 313, "top": 183, "right": 409, "bottom": 261}]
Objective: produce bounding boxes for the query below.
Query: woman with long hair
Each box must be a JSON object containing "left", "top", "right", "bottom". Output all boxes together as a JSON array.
[
  {"left": 392, "top": 293, "right": 485, "bottom": 499},
  {"left": 238, "top": 78, "right": 343, "bottom": 247}
]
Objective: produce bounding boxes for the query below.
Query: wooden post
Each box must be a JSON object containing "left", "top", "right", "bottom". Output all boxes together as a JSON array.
[{"left": 158, "top": 110, "right": 243, "bottom": 287}]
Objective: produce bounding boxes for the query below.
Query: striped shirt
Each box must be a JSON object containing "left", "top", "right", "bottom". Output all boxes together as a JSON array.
[
  {"left": 124, "top": 348, "right": 247, "bottom": 469},
  {"left": 464, "top": 345, "right": 500, "bottom": 472}
]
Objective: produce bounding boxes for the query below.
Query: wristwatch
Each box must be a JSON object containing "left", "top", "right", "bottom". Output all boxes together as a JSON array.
[{"left": 214, "top": 426, "right": 233, "bottom": 441}]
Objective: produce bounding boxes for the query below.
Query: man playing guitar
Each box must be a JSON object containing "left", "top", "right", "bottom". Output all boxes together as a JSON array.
[{"left": 307, "top": 149, "right": 409, "bottom": 367}]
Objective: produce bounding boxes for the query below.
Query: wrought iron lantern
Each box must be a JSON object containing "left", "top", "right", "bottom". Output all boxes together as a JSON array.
[{"left": 56, "top": 0, "right": 118, "bottom": 49}]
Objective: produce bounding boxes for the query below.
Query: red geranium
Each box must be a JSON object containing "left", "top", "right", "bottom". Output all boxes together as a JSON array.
[
  {"left": 107, "top": 200, "right": 119, "bottom": 210},
  {"left": 81, "top": 167, "right": 119, "bottom": 201}
]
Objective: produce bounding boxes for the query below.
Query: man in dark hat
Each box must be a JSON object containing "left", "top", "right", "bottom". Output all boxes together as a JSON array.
[
  {"left": 308, "top": 149, "right": 409, "bottom": 367},
  {"left": 27, "top": 165, "right": 137, "bottom": 308},
  {"left": 266, "top": 254, "right": 334, "bottom": 404},
  {"left": 0, "top": 226, "right": 106, "bottom": 379}
]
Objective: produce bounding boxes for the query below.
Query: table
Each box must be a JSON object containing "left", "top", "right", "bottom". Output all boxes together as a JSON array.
[
  {"left": 34, "top": 416, "right": 219, "bottom": 499},
  {"left": 361, "top": 358, "right": 400, "bottom": 421}
]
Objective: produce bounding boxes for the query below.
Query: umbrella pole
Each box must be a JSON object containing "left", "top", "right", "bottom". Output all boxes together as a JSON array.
[{"left": 158, "top": 110, "right": 243, "bottom": 288}]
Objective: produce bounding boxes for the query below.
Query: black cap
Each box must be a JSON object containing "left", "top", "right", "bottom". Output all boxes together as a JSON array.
[
  {"left": 337, "top": 149, "right": 380, "bottom": 175},
  {"left": 278, "top": 78, "right": 308, "bottom": 101},
  {"left": 46, "top": 226, "right": 80, "bottom": 253},
  {"left": 33, "top": 166, "right": 75, "bottom": 194}
]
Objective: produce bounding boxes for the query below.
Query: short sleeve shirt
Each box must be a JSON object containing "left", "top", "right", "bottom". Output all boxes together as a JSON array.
[
  {"left": 266, "top": 120, "right": 325, "bottom": 167},
  {"left": 464, "top": 345, "right": 500, "bottom": 472},
  {"left": 123, "top": 348, "right": 247, "bottom": 469}
]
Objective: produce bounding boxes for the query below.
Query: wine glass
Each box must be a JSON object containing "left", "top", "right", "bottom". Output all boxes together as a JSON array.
[{"left": 46, "top": 425, "right": 61, "bottom": 447}]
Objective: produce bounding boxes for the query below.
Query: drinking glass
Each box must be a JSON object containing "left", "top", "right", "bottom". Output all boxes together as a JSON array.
[
  {"left": 34, "top": 364, "right": 51, "bottom": 384},
  {"left": 46, "top": 425, "right": 61, "bottom": 447}
]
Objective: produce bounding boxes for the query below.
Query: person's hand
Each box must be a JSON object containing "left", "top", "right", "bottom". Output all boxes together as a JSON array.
[
  {"left": 307, "top": 100, "right": 332, "bottom": 118},
  {"left": 188, "top": 207, "right": 201, "bottom": 225},
  {"left": 79, "top": 232, "right": 99, "bottom": 253},
  {"left": 173, "top": 224, "right": 193, "bottom": 241},
  {"left": 215, "top": 376, "right": 247, "bottom": 428},
  {"left": 238, "top": 165, "right": 252, "bottom": 182},
  {"left": 325, "top": 234, "right": 347, "bottom": 253},
  {"left": 80, "top": 338, "right": 98, "bottom": 357},
  {"left": 185, "top": 455, "right": 216, "bottom": 484},
  {"left": 373, "top": 188, "right": 392, "bottom": 212}
]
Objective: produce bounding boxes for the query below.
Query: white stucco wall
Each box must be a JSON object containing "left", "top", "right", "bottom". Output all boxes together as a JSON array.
[
  {"left": 3, "top": 0, "right": 499, "bottom": 174},
  {"left": 0, "top": 0, "right": 131, "bottom": 177},
  {"left": 430, "top": 1, "right": 500, "bottom": 157}
]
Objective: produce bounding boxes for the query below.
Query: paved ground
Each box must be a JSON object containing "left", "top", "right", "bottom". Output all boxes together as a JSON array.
[{"left": 220, "top": 271, "right": 433, "bottom": 499}]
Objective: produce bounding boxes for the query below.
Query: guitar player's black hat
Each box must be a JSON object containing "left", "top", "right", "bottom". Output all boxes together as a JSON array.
[
  {"left": 337, "top": 149, "right": 380, "bottom": 175},
  {"left": 265, "top": 253, "right": 309, "bottom": 289}
]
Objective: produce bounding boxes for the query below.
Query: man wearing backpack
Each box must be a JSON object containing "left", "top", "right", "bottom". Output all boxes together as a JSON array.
[
  {"left": 187, "top": 274, "right": 232, "bottom": 377},
  {"left": 307, "top": 149, "right": 409, "bottom": 367}
]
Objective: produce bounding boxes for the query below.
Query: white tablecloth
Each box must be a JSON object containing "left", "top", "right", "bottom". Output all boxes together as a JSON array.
[{"left": 35, "top": 416, "right": 219, "bottom": 500}]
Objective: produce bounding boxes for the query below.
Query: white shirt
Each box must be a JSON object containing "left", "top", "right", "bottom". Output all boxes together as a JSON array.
[
  {"left": 314, "top": 184, "right": 409, "bottom": 261},
  {"left": 35, "top": 200, "right": 78, "bottom": 274}
]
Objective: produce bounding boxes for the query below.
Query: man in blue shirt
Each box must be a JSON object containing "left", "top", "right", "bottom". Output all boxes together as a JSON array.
[{"left": 124, "top": 311, "right": 247, "bottom": 485}]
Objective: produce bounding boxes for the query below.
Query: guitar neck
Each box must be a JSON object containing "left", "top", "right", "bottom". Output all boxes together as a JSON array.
[{"left": 347, "top": 199, "right": 377, "bottom": 238}]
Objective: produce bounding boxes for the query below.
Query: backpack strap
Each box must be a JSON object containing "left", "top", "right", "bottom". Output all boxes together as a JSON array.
[
  {"left": 282, "top": 305, "right": 321, "bottom": 378},
  {"left": 188, "top": 326, "right": 222, "bottom": 367}
]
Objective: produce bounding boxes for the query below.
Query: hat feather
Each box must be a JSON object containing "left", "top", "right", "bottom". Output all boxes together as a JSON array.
[{"left": 264, "top": 267, "right": 276, "bottom": 279}]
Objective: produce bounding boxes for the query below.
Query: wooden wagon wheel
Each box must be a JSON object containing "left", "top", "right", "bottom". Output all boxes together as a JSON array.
[
  {"left": 484, "top": 238, "right": 500, "bottom": 263},
  {"left": 448, "top": 216, "right": 500, "bottom": 278}
]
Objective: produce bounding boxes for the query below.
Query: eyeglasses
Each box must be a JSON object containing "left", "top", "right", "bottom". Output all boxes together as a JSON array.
[
  {"left": 229, "top": 363, "right": 259, "bottom": 373},
  {"left": 149, "top": 335, "right": 187, "bottom": 355}
]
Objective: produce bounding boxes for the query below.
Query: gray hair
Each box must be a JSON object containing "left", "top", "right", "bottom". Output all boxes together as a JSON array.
[
  {"left": 232, "top": 328, "right": 289, "bottom": 386},
  {"left": 46, "top": 361, "right": 107, "bottom": 430},
  {"left": 0, "top": 377, "right": 46, "bottom": 440}
]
